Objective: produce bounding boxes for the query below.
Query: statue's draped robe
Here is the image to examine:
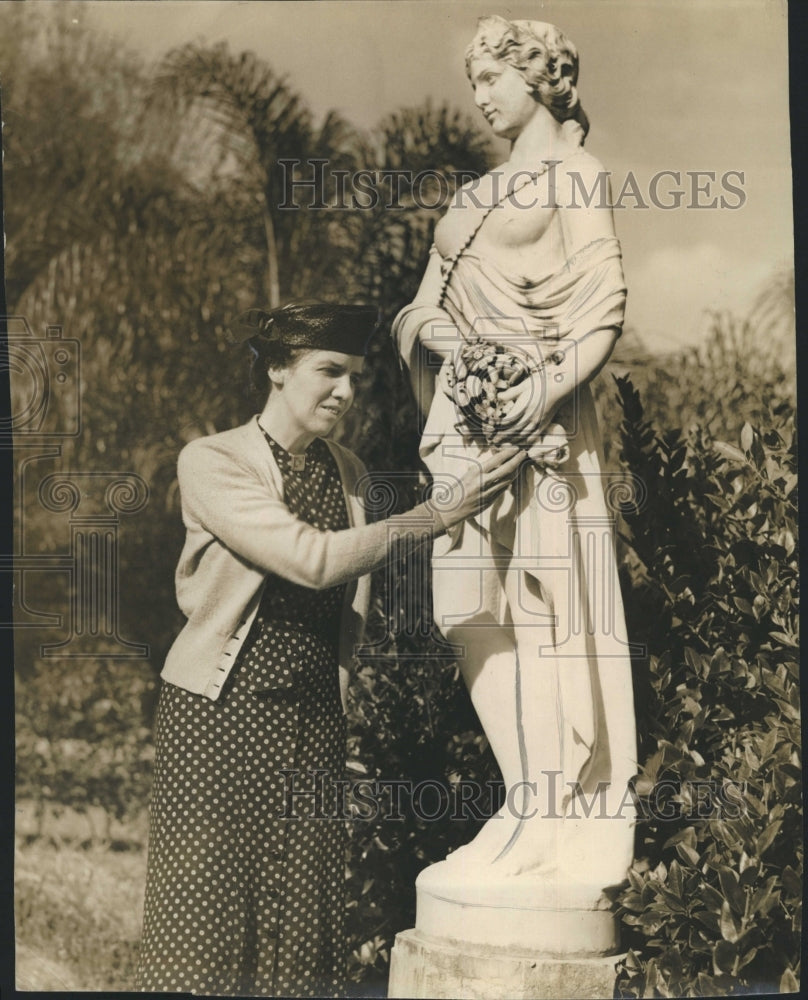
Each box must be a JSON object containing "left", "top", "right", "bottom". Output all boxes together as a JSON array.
[{"left": 395, "top": 236, "right": 636, "bottom": 849}]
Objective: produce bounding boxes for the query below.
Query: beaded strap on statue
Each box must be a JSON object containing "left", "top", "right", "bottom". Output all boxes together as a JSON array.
[{"left": 436, "top": 154, "right": 578, "bottom": 307}]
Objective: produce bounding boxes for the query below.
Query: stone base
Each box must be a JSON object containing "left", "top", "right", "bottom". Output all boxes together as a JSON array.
[
  {"left": 388, "top": 929, "right": 622, "bottom": 1000},
  {"left": 415, "top": 860, "right": 620, "bottom": 955}
]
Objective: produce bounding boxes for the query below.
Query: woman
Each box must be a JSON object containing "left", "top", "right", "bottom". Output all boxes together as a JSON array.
[
  {"left": 135, "top": 301, "right": 523, "bottom": 996},
  {"left": 393, "top": 17, "right": 637, "bottom": 895}
]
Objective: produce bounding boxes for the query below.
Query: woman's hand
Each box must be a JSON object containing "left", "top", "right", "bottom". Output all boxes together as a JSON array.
[
  {"left": 526, "top": 422, "right": 570, "bottom": 468},
  {"left": 433, "top": 445, "right": 527, "bottom": 529},
  {"left": 494, "top": 399, "right": 570, "bottom": 469}
]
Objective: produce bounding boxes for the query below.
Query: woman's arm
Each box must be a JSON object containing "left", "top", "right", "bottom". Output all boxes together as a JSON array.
[
  {"left": 558, "top": 154, "right": 619, "bottom": 256},
  {"left": 178, "top": 440, "right": 524, "bottom": 590}
]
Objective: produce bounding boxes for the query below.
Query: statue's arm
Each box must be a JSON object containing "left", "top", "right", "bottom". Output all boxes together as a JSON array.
[
  {"left": 392, "top": 252, "right": 462, "bottom": 414},
  {"left": 494, "top": 159, "right": 626, "bottom": 444},
  {"left": 539, "top": 155, "right": 625, "bottom": 406},
  {"left": 557, "top": 154, "right": 620, "bottom": 255}
]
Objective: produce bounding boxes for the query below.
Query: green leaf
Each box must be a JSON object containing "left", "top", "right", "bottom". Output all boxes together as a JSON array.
[
  {"left": 781, "top": 865, "right": 801, "bottom": 898},
  {"left": 750, "top": 877, "right": 781, "bottom": 917},
  {"left": 627, "top": 867, "right": 645, "bottom": 892},
  {"left": 700, "top": 883, "right": 725, "bottom": 912},
  {"left": 738, "top": 863, "right": 760, "bottom": 888},
  {"left": 633, "top": 773, "right": 655, "bottom": 796},
  {"left": 717, "top": 867, "right": 746, "bottom": 915},
  {"left": 697, "top": 971, "right": 720, "bottom": 994},
  {"left": 668, "top": 859, "right": 684, "bottom": 898},
  {"left": 756, "top": 818, "right": 782, "bottom": 857},
  {"left": 714, "top": 441, "right": 746, "bottom": 464},
  {"left": 675, "top": 841, "right": 701, "bottom": 866},
  {"left": 713, "top": 939, "right": 738, "bottom": 973},
  {"left": 770, "top": 629, "right": 798, "bottom": 648},
  {"left": 693, "top": 908, "right": 720, "bottom": 935},
  {"left": 684, "top": 646, "right": 704, "bottom": 676},
  {"left": 659, "top": 888, "right": 688, "bottom": 913},
  {"left": 757, "top": 726, "right": 779, "bottom": 761},
  {"left": 733, "top": 596, "right": 754, "bottom": 616},
  {"left": 750, "top": 433, "right": 766, "bottom": 468},
  {"left": 740, "top": 423, "right": 754, "bottom": 453},
  {"left": 620, "top": 890, "right": 644, "bottom": 913},
  {"left": 736, "top": 946, "right": 760, "bottom": 970},
  {"left": 719, "top": 901, "right": 741, "bottom": 943},
  {"left": 663, "top": 825, "right": 697, "bottom": 850},
  {"left": 780, "top": 968, "right": 799, "bottom": 993},
  {"left": 641, "top": 882, "right": 658, "bottom": 906}
]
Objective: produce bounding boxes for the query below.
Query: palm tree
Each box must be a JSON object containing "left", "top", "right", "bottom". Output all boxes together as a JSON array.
[
  {"left": 152, "top": 42, "right": 361, "bottom": 307},
  {"left": 337, "top": 101, "right": 492, "bottom": 475},
  {"left": 746, "top": 266, "right": 795, "bottom": 348},
  {"left": 0, "top": 3, "right": 154, "bottom": 307},
  {"left": 344, "top": 101, "right": 491, "bottom": 307}
]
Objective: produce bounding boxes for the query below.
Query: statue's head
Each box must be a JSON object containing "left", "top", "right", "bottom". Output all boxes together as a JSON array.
[{"left": 465, "top": 16, "right": 589, "bottom": 139}]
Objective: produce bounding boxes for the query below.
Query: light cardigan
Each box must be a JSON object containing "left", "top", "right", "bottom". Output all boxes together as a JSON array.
[{"left": 162, "top": 416, "right": 395, "bottom": 712}]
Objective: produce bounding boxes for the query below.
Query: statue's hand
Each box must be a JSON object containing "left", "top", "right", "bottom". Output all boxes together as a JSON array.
[
  {"left": 442, "top": 339, "right": 532, "bottom": 443},
  {"left": 490, "top": 372, "right": 552, "bottom": 446},
  {"left": 438, "top": 355, "right": 466, "bottom": 401}
]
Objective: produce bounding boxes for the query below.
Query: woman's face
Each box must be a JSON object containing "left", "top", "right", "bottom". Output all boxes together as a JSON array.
[
  {"left": 270, "top": 349, "right": 363, "bottom": 440},
  {"left": 469, "top": 54, "right": 538, "bottom": 140}
]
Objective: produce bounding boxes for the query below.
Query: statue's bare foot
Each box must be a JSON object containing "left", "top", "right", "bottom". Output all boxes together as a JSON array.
[
  {"left": 489, "top": 815, "right": 563, "bottom": 877},
  {"left": 444, "top": 808, "right": 513, "bottom": 867},
  {"left": 444, "top": 806, "right": 562, "bottom": 875}
]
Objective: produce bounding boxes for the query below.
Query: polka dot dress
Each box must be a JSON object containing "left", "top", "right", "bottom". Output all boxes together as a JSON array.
[{"left": 136, "top": 434, "right": 350, "bottom": 997}]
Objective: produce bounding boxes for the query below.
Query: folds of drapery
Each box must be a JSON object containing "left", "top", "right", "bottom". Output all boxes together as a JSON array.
[{"left": 392, "top": 235, "right": 634, "bottom": 808}]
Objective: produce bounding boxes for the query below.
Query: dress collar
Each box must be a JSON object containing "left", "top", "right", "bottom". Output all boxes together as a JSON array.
[{"left": 256, "top": 416, "right": 314, "bottom": 471}]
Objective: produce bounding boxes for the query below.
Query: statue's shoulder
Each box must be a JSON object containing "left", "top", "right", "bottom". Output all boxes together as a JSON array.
[{"left": 562, "top": 148, "right": 607, "bottom": 180}]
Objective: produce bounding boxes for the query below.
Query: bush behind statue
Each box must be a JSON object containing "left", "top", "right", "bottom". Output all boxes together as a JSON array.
[{"left": 610, "top": 364, "right": 800, "bottom": 996}]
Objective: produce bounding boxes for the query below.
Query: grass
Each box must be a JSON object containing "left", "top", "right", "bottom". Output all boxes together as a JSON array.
[
  {"left": 14, "top": 812, "right": 390, "bottom": 994},
  {"left": 15, "top": 836, "right": 146, "bottom": 991}
]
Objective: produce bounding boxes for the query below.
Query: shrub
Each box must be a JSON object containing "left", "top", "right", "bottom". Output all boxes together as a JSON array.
[
  {"left": 15, "top": 659, "right": 157, "bottom": 825},
  {"left": 612, "top": 371, "right": 800, "bottom": 996},
  {"left": 344, "top": 554, "right": 502, "bottom": 985}
]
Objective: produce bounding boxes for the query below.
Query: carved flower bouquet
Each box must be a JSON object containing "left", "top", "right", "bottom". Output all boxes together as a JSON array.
[{"left": 440, "top": 337, "right": 570, "bottom": 469}]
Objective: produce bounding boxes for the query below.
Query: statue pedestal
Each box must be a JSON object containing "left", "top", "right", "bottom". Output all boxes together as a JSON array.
[
  {"left": 387, "top": 861, "right": 623, "bottom": 999},
  {"left": 388, "top": 930, "right": 622, "bottom": 1000}
]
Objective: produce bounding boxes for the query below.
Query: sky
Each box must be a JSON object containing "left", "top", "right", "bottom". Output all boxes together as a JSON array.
[{"left": 51, "top": 0, "right": 794, "bottom": 353}]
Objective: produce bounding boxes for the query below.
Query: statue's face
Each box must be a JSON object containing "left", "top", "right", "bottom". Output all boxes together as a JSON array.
[{"left": 469, "top": 54, "right": 538, "bottom": 140}]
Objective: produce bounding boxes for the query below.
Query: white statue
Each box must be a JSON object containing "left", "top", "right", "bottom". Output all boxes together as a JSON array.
[{"left": 393, "top": 16, "right": 636, "bottom": 945}]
